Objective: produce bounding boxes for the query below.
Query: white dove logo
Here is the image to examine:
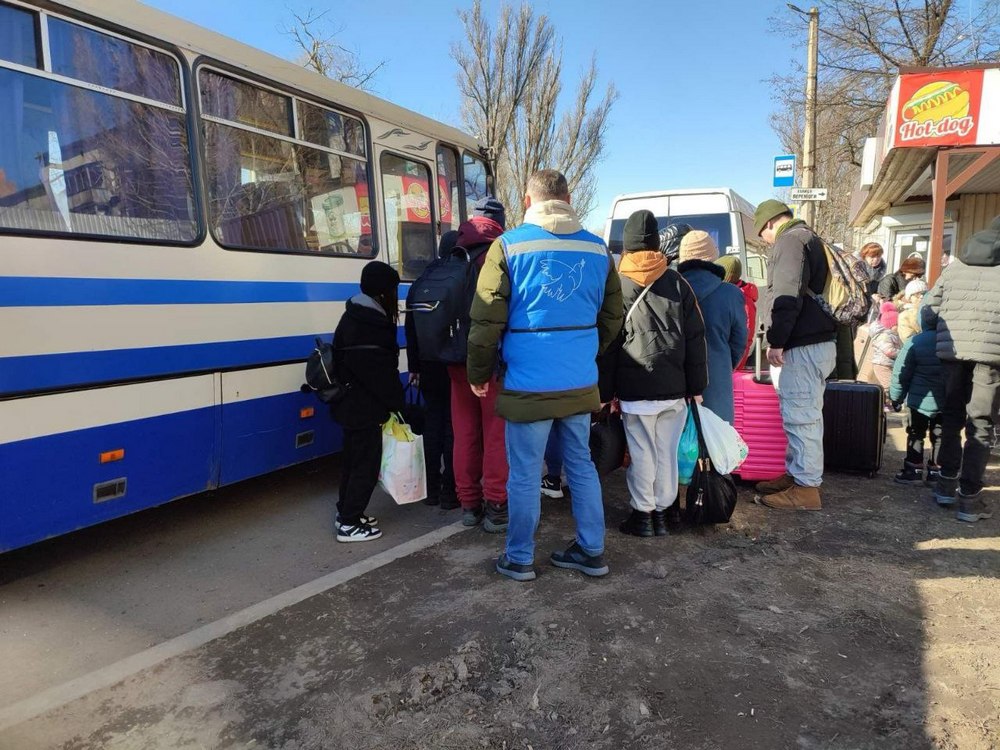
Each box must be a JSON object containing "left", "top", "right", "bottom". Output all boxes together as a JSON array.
[{"left": 540, "top": 258, "right": 586, "bottom": 302}]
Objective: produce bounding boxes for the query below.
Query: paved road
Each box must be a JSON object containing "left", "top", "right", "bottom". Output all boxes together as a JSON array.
[{"left": 0, "top": 456, "right": 462, "bottom": 712}]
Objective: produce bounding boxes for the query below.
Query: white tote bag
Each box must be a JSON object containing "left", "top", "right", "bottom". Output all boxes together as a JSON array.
[
  {"left": 378, "top": 413, "right": 427, "bottom": 504},
  {"left": 695, "top": 403, "right": 749, "bottom": 475}
]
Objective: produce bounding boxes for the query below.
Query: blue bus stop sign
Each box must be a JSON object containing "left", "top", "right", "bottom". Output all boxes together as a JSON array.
[{"left": 774, "top": 155, "right": 796, "bottom": 188}]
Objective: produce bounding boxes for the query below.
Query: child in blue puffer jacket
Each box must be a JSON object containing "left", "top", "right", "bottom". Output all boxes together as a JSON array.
[{"left": 889, "top": 306, "right": 945, "bottom": 486}]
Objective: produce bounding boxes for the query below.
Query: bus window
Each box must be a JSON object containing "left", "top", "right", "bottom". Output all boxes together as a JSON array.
[
  {"left": 0, "top": 3, "right": 39, "bottom": 68},
  {"left": 199, "top": 69, "right": 374, "bottom": 256},
  {"left": 463, "top": 153, "right": 489, "bottom": 217},
  {"left": 437, "top": 145, "right": 460, "bottom": 234},
  {"left": 380, "top": 153, "right": 435, "bottom": 279},
  {"left": 607, "top": 213, "right": 733, "bottom": 255},
  {"left": 48, "top": 17, "right": 182, "bottom": 106},
  {"left": 0, "top": 12, "right": 196, "bottom": 242}
]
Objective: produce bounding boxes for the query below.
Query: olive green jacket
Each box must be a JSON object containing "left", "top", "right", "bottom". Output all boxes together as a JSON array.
[{"left": 467, "top": 202, "right": 623, "bottom": 422}]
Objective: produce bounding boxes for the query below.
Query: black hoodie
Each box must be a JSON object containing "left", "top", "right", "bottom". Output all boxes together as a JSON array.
[{"left": 331, "top": 294, "right": 404, "bottom": 430}]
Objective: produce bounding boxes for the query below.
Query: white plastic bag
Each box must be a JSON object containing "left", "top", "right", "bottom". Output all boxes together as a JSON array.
[
  {"left": 378, "top": 413, "right": 427, "bottom": 504},
  {"left": 695, "top": 403, "right": 749, "bottom": 475}
]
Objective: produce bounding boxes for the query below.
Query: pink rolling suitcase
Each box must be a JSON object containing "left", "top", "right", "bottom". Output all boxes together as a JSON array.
[{"left": 732, "top": 336, "right": 787, "bottom": 481}]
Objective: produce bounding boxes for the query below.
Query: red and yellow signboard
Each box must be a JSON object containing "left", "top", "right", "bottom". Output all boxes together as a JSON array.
[{"left": 895, "top": 70, "right": 985, "bottom": 147}]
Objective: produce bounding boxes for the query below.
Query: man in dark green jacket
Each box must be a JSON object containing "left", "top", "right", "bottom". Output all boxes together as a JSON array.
[
  {"left": 754, "top": 200, "right": 837, "bottom": 511},
  {"left": 467, "top": 169, "right": 623, "bottom": 582}
]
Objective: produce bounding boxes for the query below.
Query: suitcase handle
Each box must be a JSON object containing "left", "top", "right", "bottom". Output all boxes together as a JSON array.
[{"left": 753, "top": 331, "right": 773, "bottom": 386}]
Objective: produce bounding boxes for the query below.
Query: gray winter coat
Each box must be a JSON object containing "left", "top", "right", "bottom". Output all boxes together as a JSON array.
[{"left": 924, "top": 217, "right": 1000, "bottom": 366}]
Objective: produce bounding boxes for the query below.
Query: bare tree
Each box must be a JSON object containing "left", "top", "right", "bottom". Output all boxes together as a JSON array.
[
  {"left": 771, "top": 0, "right": 1000, "bottom": 240},
  {"left": 285, "top": 8, "right": 385, "bottom": 91},
  {"left": 453, "top": 1, "right": 617, "bottom": 224}
]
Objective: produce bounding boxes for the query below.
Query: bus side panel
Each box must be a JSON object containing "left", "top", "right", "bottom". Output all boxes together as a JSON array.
[
  {"left": 219, "top": 364, "right": 342, "bottom": 486},
  {"left": 0, "top": 379, "right": 219, "bottom": 552}
]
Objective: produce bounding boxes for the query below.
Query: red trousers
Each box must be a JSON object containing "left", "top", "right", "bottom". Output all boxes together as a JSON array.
[{"left": 448, "top": 365, "right": 508, "bottom": 507}]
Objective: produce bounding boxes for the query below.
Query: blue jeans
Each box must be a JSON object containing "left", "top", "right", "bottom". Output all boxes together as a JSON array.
[
  {"left": 505, "top": 414, "right": 605, "bottom": 565},
  {"left": 544, "top": 431, "right": 563, "bottom": 476}
]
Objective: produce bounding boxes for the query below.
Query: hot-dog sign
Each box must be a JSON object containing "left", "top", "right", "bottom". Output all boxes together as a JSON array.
[{"left": 896, "top": 70, "right": 985, "bottom": 147}]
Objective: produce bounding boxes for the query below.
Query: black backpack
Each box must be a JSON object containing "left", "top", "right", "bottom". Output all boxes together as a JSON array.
[
  {"left": 302, "top": 338, "right": 379, "bottom": 404},
  {"left": 407, "top": 245, "right": 487, "bottom": 364}
]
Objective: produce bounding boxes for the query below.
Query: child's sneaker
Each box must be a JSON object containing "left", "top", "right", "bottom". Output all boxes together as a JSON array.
[
  {"left": 540, "top": 474, "right": 564, "bottom": 499},
  {"left": 335, "top": 514, "right": 378, "bottom": 530},
  {"left": 925, "top": 463, "right": 941, "bottom": 487},
  {"left": 337, "top": 521, "right": 382, "bottom": 543},
  {"left": 893, "top": 463, "right": 924, "bottom": 485}
]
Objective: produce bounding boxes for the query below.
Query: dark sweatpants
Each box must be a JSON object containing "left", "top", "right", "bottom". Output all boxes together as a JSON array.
[
  {"left": 337, "top": 425, "right": 382, "bottom": 525},
  {"left": 833, "top": 323, "right": 859, "bottom": 380},
  {"left": 937, "top": 361, "right": 1000, "bottom": 495},
  {"left": 419, "top": 363, "right": 455, "bottom": 502}
]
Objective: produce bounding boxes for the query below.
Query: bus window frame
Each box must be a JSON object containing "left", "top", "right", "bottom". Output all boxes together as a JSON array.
[
  {"left": 435, "top": 142, "right": 462, "bottom": 233},
  {"left": 193, "top": 60, "right": 379, "bottom": 260},
  {"left": 0, "top": 0, "right": 205, "bottom": 248},
  {"left": 460, "top": 150, "right": 492, "bottom": 220}
]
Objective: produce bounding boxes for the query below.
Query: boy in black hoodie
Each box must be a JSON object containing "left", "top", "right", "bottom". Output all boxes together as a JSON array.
[{"left": 332, "top": 261, "right": 405, "bottom": 542}]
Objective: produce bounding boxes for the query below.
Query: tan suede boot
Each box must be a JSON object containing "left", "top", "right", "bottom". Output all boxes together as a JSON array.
[
  {"left": 754, "top": 473, "right": 795, "bottom": 495},
  {"left": 758, "top": 484, "right": 822, "bottom": 510}
]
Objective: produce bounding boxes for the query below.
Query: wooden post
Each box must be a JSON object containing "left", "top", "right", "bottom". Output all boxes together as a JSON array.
[{"left": 928, "top": 150, "right": 949, "bottom": 287}]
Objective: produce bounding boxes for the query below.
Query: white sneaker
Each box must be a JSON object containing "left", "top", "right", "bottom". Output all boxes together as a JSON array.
[
  {"left": 540, "top": 474, "right": 564, "bottom": 499},
  {"left": 336, "top": 522, "right": 382, "bottom": 543}
]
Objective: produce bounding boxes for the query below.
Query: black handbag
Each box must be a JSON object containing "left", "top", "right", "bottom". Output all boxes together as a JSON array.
[
  {"left": 684, "top": 400, "right": 738, "bottom": 525},
  {"left": 589, "top": 405, "right": 626, "bottom": 476},
  {"left": 400, "top": 383, "right": 426, "bottom": 436}
]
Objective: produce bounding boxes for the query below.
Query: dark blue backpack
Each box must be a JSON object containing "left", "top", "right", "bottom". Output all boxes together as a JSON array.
[{"left": 407, "top": 246, "right": 486, "bottom": 364}]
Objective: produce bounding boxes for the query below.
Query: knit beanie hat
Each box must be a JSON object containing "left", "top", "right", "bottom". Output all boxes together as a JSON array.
[
  {"left": 622, "top": 209, "right": 660, "bottom": 251},
  {"left": 904, "top": 279, "right": 927, "bottom": 297},
  {"left": 716, "top": 254, "right": 743, "bottom": 283},
  {"left": 754, "top": 199, "right": 793, "bottom": 236},
  {"left": 360, "top": 260, "right": 400, "bottom": 296},
  {"left": 898, "top": 256, "right": 925, "bottom": 277},
  {"left": 438, "top": 229, "right": 460, "bottom": 258},
  {"left": 679, "top": 230, "right": 720, "bottom": 263},
  {"left": 473, "top": 197, "right": 506, "bottom": 230},
  {"left": 879, "top": 301, "right": 898, "bottom": 328}
]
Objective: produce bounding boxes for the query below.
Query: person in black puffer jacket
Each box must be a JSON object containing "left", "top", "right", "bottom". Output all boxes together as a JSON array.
[
  {"left": 600, "top": 210, "right": 708, "bottom": 538},
  {"left": 332, "top": 261, "right": 404, "bottom": 542}
]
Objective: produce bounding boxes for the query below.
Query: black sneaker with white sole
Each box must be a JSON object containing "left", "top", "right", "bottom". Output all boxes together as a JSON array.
[
  {"left": 336, "top": 521, "right": 382, "bottom": 543},
  {"left": 540, "top": 474, "right": 564, "bottom": 499},
  {"left": 550, "top": 541, "right": 609, "bottom": 577},
  {"left": 336, "top": 514, "right": 378, "bottom": 530},
  {"left": 496, "top": 555, "right": 536, "bottom": 581}
]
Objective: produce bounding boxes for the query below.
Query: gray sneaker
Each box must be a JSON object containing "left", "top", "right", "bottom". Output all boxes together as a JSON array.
[
  {"left": 933, "top": 474, "right": 958, "bottom": 507},
  {"left": 462, "top": 504, "right": 484, "bottom": 527},
  {"left": 956, "top": 492, "right": 992, "bottom": 523},
  {"left": 483, "top": 501, "right": 508, "bottom": 534}
]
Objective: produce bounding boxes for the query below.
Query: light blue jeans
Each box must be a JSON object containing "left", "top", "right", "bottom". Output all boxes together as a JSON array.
[
  {"left": 773, "top": 341, "right": 836, "bottom": 487},
  {"left": 505, "top": 414, "right": 604, "bottom": 565}
]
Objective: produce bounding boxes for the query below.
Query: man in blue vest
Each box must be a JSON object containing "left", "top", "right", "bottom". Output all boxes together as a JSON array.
[{"left": 467, "top": 169, "right": 623, "bottom": 581}]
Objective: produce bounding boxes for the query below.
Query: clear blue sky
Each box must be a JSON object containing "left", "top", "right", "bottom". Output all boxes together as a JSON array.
[{"left": 146, "top": 0, "right": 798, "bottom": 227}]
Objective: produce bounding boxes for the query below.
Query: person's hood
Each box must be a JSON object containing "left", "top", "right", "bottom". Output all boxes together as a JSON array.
[
  {"left": 739, "top": 279, "right": 759, "bottom": 303},
  {"left": 345, "top": 293, "right": 393, "bottom": 327},
  {"left": 456, "top": 215, "right": 503, "bottom": 249},
  {"left": 958, "top": 223, "right": 1000, "bottom": 267},
  {"left": 523, "top": 200, "right": 583, "bottom": 235},
  {"left": 919, "top": 304, "right": 935, "bottom": 333},
  {"left": 775, "top": 218, "right": 808, "bottom": 238},
  {"left": 619, "top": 250, "right": 667, "bottom": 286},
  {"left": 678, "top": 259, "right": 725, "bottom": 298}
]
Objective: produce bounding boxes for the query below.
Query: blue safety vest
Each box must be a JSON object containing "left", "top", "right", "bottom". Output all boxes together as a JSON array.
[{"left": 500, "top": 224, "right": 611, "bottom": 393}]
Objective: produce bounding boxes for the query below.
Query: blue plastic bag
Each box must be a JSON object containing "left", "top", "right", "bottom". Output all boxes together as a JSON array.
[{"left": 677, "top": 405, "right": 699, "bottom": 486}]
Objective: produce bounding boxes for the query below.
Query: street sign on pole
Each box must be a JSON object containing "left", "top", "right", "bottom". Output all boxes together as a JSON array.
[
  {"left": 788, "top": 187, "right": 828, "bottom": 201},
  {"left": 773, "top": 155, "right": 796, "bottom": 187}
]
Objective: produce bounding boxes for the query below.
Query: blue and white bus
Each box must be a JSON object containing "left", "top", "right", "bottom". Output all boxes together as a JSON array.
[{"left": 0, "top": 0, "right": 492, "bottom": 551}]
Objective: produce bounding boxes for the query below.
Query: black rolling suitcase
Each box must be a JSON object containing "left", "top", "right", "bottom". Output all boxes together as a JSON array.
[{"left": 823, "top": 380, "right": 886, "bottom": 477}]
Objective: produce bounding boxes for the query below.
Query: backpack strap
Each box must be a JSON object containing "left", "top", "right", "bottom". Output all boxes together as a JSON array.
[{"left": 625, "top": 283, "right": 654, "bottom": 326}]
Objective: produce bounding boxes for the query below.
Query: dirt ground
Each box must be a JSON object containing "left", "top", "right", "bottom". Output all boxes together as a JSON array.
[{"left": 3, "top": 418, "right": 999, "bottom": 750}]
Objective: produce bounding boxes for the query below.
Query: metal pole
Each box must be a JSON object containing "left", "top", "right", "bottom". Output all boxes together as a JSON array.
[{"left": 800, "top": 6, "right": 819, "bottom": 227}]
